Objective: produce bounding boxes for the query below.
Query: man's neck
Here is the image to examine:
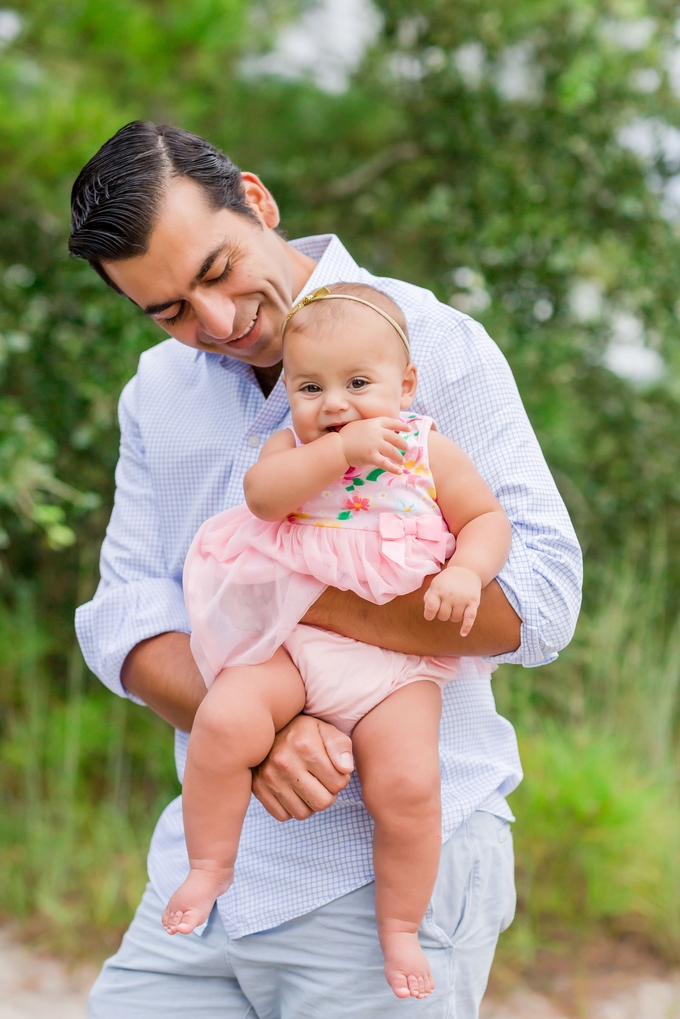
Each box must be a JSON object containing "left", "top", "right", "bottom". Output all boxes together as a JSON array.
[
  {"left": 280, "top": 233, "right": 318, "bottom": 298},
  {"left": 254, "top": 362, "right": 283, "bottom": 398}
]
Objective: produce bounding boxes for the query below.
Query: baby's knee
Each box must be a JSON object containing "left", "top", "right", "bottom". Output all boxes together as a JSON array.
[
  {"left": 192, "top": 683, "right": 268, "bottom": 755},
  {"left": 362, "top": 766, "right": 441, "bottom": 824}
]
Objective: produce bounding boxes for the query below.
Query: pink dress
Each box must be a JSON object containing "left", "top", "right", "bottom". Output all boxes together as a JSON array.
[{"left": 184, "top": 413, "right": 491, "bottom": 734}]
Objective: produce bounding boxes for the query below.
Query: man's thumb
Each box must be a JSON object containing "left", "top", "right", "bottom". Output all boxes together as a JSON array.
[{"left": 320, "top": 723, "right": 354, "bottom": 773}]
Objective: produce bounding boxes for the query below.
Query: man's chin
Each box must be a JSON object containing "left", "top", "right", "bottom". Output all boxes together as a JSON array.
[{"left": 218, "top": 342, "right": 283, "bottom": 369}]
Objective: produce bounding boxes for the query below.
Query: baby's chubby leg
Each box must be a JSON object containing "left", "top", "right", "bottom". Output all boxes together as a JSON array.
[
  {"left": 351, "top": 681, "right": 443, "bottom": 1001},
  {"left": 163, "top": 647, "right": 306, "bottom": 936}
]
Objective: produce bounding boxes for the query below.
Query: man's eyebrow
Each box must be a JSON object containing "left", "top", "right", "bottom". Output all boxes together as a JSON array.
[{"left": 143, "top": 240, "right": 231, "bottom": 316}]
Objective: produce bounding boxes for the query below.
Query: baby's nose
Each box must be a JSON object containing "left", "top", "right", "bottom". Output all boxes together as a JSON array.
[{"left": 322, "top": 391, "right": 348, "bottom": 411}]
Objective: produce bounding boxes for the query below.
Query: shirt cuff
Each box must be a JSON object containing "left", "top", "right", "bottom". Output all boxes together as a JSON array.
[
  {"left": 75, "top": 578, "right": 191, "bottom": 702},
  {"left": 490, "top": 530, "right": 558, "bottom": 668}
]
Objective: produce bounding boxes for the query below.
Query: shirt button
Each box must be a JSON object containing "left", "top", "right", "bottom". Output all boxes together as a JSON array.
[{"left": 248, "top": 434, "right": 260, "bottom": 447}]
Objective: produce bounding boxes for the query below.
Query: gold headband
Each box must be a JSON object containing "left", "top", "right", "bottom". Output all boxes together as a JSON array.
[{"left": 284, "top": 286, "right": 411, "bottom": 356}]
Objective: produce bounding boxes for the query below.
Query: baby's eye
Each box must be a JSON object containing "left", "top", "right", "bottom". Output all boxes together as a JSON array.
[
  {"left": 300, "top": 383, "right": 322, "bottom": 394},
  {"left": 348, "top": 378, "right": 369, "bottom": 390}
]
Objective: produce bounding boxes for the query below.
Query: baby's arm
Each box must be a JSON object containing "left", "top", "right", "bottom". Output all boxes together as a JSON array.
[
  {"left": 244, "top": 419, "right": 410, "bottom": 522},
  {"left": 425, "top": 430, "right": 512, "bottom": 636}
]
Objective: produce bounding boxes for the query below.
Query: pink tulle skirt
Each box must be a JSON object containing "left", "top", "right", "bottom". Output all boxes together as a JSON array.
[{"left": 184, "top": 504, "right": 455, "bottom": 687}]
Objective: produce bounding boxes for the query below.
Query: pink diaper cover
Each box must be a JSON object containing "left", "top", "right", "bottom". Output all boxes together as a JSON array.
[{"left": 283, "top": 624, "right": 465, "bottom": 735}]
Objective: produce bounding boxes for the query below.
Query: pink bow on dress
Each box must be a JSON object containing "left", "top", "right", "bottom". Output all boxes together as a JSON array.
[{"left": 378, "top": 513, "right": 450, "bottom": 567}]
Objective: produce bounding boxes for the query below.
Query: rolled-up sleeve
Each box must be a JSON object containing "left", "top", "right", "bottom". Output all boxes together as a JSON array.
[
  {"left": 75, "top": 376, "right": 191, "bottom": 699},
  {"left": 415, "top": 313, "right": 583, "bottom": 668}
]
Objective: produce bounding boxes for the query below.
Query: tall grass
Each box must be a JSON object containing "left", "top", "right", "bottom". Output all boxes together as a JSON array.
[
  {"left": 495, "top": 537, "right": 680, "bottom": 966},
  {"left": 0, "top": 543, "right": 678, "bottom": 962},
  {"left": 0, "top": 587, "right": 179, "bottom": 957}
]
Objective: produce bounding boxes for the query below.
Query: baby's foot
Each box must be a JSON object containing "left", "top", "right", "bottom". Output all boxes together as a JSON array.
[
  {"left": 162, "top": 866, "right": 234, "bottom": 936},
  {"left": 381, "top": 930, "right": 435, "bottom": 999}
]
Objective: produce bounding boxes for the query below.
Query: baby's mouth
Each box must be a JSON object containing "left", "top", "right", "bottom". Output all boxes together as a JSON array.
[{"left": 325, "top": 423, "right": 348, "bottom": 433}]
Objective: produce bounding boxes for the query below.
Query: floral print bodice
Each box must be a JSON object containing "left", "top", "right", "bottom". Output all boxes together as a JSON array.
[{"left": 288, "top": 414, "right": 450, "bottom": 566}]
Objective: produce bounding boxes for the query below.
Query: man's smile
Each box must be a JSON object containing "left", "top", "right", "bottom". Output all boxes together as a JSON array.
[{"left": 207, "top": 308, "right": 262, "bottom": 350}]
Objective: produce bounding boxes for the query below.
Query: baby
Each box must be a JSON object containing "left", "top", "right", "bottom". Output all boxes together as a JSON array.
[{"left": 163, "top": 282, "right": 512, "bottom": 1000}]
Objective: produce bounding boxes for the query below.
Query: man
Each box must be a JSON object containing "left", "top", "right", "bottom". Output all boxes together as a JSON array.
[{"left": 72, "top": 122, "right": 581, "bottom": 1018}]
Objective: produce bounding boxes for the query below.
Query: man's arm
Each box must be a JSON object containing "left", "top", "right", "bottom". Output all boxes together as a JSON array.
[
  {"left": 75, "top": 374, "right": 194, "bottom": 698},
  {"left": 302, "top": 576, "right": 521, "bottom": 657},
  {"left": 123, "top": 631, "right": 355, "bottom": 820},
  {"left": 122, "top": 632, "right": 206, "bottom": 732}
]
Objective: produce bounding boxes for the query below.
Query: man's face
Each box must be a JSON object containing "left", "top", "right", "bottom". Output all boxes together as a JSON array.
[{"left": 103, "top": 175, "right": 314, "bottom": 368}]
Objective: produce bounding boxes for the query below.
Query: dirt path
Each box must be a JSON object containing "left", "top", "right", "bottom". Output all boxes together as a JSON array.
[
  {"left": 482, "top": 978, "right": 680, "bottom": 1018},
  {"left": 0, "top": 930, "right": 93, "bottom": 1019},
  {"left": 0, "top": 928, "right": 678, "bottom": 1018}
]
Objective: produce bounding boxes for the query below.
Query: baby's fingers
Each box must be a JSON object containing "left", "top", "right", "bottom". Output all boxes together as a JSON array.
[
  {"left": 423, "top": 590, "right": 442, "bottom": 621},
  {"left": 377, "top": 442, "right": 405, "bottom": 471},
  {"left": 381, "top": 417, "right": 413, "bottom": 433},
  {"left": 381, "top": 419, "right": 411, "bottom": 452},
  {"left": 383, "top": 431, "right": 409, "bottom": 452},
  {"left": 436, "top": 598, "right": 455, "bottom": 622},
  {"left": 379, "top": 456, "right": 402, "bottom": 476},
  {"left": 459, "top": 600, "right": 479, "bottom": 637}
]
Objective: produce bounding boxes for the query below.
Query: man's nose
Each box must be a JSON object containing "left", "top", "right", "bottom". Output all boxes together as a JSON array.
[{"left": 193, "top": 292, "right": 237, "bottom": 339}]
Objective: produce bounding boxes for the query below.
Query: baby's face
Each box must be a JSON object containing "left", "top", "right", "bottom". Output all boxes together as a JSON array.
[{"left": 283, "top": 306, "right": 416, "bottom": 444}]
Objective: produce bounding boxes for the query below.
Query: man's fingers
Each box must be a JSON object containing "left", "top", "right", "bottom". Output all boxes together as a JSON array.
[
  {"left": 318, "top": 720, "right": 354, "bottom": 774},
  {"left": 253, "top": 764, "right": 338, "bottom": 820},
  {"left": 251, "top": 778, "right": 294, "bottom": 822}
]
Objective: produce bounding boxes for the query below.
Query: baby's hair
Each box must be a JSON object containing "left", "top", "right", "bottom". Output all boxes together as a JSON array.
[{"left": 284, "top": 282, "right": 410, "bottom": 356}]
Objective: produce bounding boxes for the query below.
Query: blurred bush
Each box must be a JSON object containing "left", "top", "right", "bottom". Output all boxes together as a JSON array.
[{"left": 0, "top": 0, "right": 678, "bottom": 960}]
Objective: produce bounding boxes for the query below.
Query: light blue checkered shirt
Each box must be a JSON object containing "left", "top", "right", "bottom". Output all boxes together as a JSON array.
[{"left": 76, "top": 235, "right": 582, "bottom": 939}]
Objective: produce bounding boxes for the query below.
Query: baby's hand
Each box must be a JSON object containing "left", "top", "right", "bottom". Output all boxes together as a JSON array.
[
  {"left": 423, "top": 566, "right": 482, "bottom": 636},
  {"left": 338, "top": 418, "right": 410, "bottom": 475}
]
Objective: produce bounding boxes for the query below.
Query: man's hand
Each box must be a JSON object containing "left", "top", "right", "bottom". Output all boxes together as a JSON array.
[
  {"left": 252, "top": 715, "right": 354, "bottom": 821},
  {"left": 423, "top": 565, "right": 483, "bottom": 636},
  {"left": 338, "top": 417, "right": 410, "bottom": 475}
]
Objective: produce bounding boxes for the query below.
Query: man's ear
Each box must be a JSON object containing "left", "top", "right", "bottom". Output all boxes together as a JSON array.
[
  {"left": 400, "top": 362, "right": 418, "bottom": 408},
  {"left": 241, "top": 172, "right": 280, "bottom": 229}
]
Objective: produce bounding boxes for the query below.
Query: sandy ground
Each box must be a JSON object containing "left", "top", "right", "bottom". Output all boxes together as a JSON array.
[{"left": 0, "top": 928, "right": 678, "bottom": 1018}]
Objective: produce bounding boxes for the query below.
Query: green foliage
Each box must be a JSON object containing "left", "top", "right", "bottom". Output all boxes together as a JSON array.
[
  {"left": 506, "top": 726, "right": 680, "bottom": 962},
  {"left": 0, "top": 592, "right": 178, "bottom": 955},
  {"left": 0, "top": 0, "right": 679, "bottom": 960}
]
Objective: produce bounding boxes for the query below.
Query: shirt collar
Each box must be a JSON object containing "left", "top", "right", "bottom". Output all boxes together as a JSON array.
[{"left": 288, "top": 234, "right": 361, "bottom": 301}]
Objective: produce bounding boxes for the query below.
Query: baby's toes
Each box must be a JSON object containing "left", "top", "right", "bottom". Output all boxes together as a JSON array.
[
  {"left": 390, "top": 972, "right": 411, "bottom": 999},
  {"left": 407, "top": 974, "right": 422, "bottom": 998},
  {"left": 162, "top": 909, "right": 180, "bottom": 930}
]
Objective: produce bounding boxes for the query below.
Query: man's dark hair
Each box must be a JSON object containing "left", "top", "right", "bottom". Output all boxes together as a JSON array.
[{"left": 69, "top": 121, "right": 258, "bottom": 290}]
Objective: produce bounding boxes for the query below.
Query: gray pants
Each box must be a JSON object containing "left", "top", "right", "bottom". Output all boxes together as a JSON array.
[{"left": 89, "top": 811, "right": 515, "bottom": 1018}]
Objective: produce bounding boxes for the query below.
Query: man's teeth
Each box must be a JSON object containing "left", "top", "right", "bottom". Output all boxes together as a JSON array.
[{"left": 233, "top": 315, "right": 257, "bottom": 341}]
